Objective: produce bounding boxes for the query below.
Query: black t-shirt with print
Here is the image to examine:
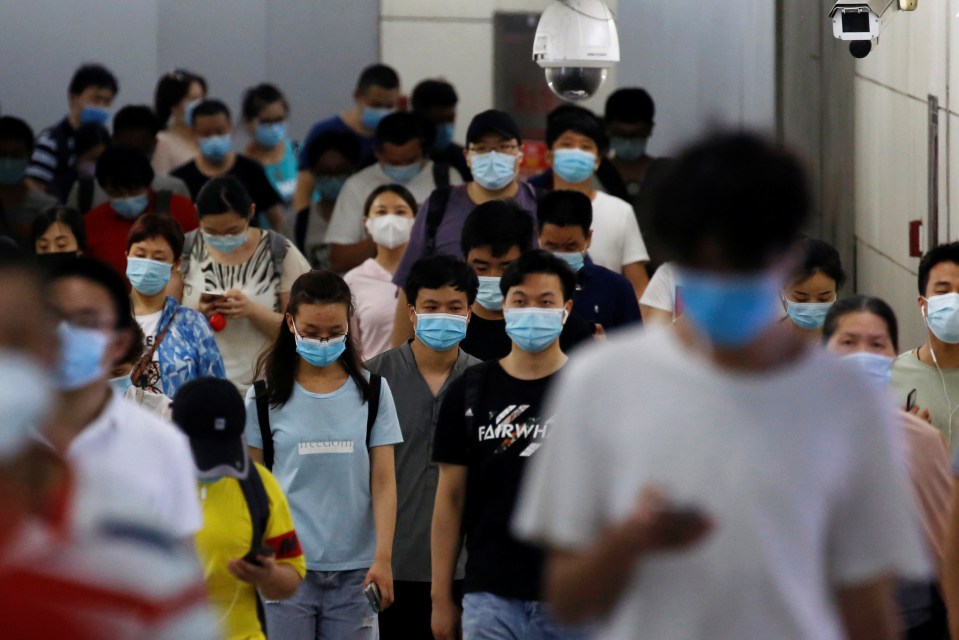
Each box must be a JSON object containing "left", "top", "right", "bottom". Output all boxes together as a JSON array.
[
  {"left": 433, "top": 360, "right": 561, "bottom": 601},
  {"left": 460, "top": 314, "right": 594, "bottom": 362},
  {"left": 171, "top": 154, "right": 282, "bottom": 214}
]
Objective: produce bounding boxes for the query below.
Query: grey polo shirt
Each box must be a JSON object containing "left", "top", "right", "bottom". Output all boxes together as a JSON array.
[{"left": 365, "top": 341, "right": 480, "bottom": 582}]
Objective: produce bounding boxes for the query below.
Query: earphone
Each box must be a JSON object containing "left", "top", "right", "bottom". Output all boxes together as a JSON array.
[{"left": 927, "top": 343, "right": 958, "bottom": 446}]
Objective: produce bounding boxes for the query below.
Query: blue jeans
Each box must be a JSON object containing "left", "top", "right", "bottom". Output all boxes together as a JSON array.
[
  {"left": 265, "top": 569, "right": 378, "bottom": 640},
  {"left": 462, "top": 592, "right": 586, "bottom": 640}
]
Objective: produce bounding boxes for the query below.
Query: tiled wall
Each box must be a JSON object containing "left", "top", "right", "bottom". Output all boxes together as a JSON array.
[{"left": 853, "top": 1, "right": 956, "bottom": 350}]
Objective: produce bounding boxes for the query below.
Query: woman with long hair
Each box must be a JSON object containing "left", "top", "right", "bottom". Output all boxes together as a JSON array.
[{"left": 245, "top": 269, "right": 402, "bottom": 639}]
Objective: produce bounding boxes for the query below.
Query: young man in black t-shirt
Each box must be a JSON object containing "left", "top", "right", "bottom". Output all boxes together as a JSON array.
[
  {"left": 431, "top": 250, "right": 585, "bottom": 640},
  {"left": 458, "top": 201, "right": 593, "bottom": 362}
]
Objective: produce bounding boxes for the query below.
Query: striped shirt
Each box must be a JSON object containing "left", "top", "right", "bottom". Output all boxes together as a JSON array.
[{"left": 27, "top": 117, "right": 77, "bottom": 202}]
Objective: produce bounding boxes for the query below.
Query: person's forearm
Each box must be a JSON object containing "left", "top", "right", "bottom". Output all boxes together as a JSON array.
[
  {"left": 546, "top": 520, "right": 648, "bottom": 623},
  {"left": 258, "top": 563, "right": 302, "bottom": 600},
  {"left": 371, "top": 447, "right": 397, "bottom": 564},
  {"left": 837, "top": 577, "right": 898, "bottom": 640},
  {"left": 292, "top": 170, "right": 315, "bottom": 213},
  {"left": 431, "top": 491, "right": 464, "bottom": 603},
  {"left": 330, "top": 240, "right": 376, "bottom": 274},
  {"left": 623, "top": 262, "right": 650, "bottom": 302},
  {"left": 391, "top": 291, "right": 414, "bottom": 348},
  {"left": 249, "top": 304, "right": 284, "bottom": 338}
]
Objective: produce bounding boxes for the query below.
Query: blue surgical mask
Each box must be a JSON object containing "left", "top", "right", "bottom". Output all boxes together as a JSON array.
[
  {"left": 362, "top": 106, "right": 394, "bottom": 131},
  {"left": 292, "top": 320, "right": 348, "bottom": 367},
  {"left": 924, "top": 293, "right": 959, "bottom": 344},
  {"left": 199, "top": 134, "right": 232, "bottom": 162},
  {"left": 184, "top": 99, "right": 201, "bottom": 127},
  {"left": 313, "top": 176, "right": 347, "bottom": 202},
  {"left": 0, "top": 157, "right": 27, "bottom": 185},
  {"left": 112, "top": 194, "right": 150, "bottom": 220},
  {"left": 475, "top": 276, "right": 503, "bottom": 311},
  {"left": 57, "top": 322, "right": 110, "bottom": 390},
  {"left": 79, "top": 105, "right": 110, "bottom": 126},
  {"left": 415, "top": 312, "right": 468, "bottom": 351},
  {"left": 552, "top": 148, "right": 596, "bottom": 184},
  {"left": 108, "top": 374, "right": 133, "bottom": 395},
  {"left": 433, "top": 123, "right": 455, "bottom": 152},
  {"left": 505, "top": 307, "right": 567, "bottom": 353},
  {"left": 126, "top": 257, "right": 172, "bottom": 296},
  {"left": 676, "top": 268, "right": 783, "bottom": 348},
  {"left": 842, "top": 352, "right": 894, "bottom": 389},
  {"left": 553, "top": 251, "right": 585, "bottom": 273},
  {"left": 381, "top": 161, "right": 422, "bottom": 185},
  {"left": 784, "top": 298, "right": 834, "bottom": 330},
  {"left": 254, "top": 122, "right": 287, "bottom": 148},
  {"left": 470, "top": 151, "right": 517, "bottom": 191},
  {"left": 610, "top": 137, "right": 648, "bottom": 162},
  {"left": 202, "top": 230, "right": 248, "bottom": 254}
]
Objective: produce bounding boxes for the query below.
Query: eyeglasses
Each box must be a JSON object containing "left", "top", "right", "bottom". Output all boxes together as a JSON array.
[{"left": 468, "top": 143, "right": 521, "bottom": 155}]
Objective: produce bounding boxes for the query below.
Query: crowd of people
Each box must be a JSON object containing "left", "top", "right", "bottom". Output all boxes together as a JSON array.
[{"left": 0, "top": 58, "right": 957, "bottom": 640}]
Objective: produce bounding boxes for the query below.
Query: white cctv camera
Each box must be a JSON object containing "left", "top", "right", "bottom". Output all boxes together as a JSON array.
[
  {"left": 532, "top": 0, "right": 620, "bottom": 102},
  {"left": 829, "top": 1, "right": 918, "bottom": 58}
]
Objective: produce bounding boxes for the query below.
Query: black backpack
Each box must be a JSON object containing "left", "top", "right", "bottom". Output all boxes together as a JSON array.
[
  {"left": 237, "top": 461, "right": 270, "bottom": 633},
  {"left": 253, "top": 374, "right": 382, "bottom": 471}
]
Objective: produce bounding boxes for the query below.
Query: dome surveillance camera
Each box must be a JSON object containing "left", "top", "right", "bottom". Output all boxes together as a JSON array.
[{"left": 533, "top": 0, "right": 620, "bottom": 102}]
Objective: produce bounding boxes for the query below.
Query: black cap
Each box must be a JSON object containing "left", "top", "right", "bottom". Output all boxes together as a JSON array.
[
  {"left": 466, "top": 110, "right": 522, "bottom": 146},
  {"left": 172, "top": 377, "right": 249, "bottom": 480}
]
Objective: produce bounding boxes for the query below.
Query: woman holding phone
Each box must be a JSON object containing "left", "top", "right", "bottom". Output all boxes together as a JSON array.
[
  {"left": 175, "top": 176, "right": 310, "bottom": 393},
  {"left": 246, "top": 269, "right": 402, "bottom": 639}
]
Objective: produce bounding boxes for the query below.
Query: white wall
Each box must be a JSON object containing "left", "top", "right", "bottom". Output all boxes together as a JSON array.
[
  {"left": 0, "top": 0, "right": 378, "bottom": 144},
  {"left": 852, "top": 1, "right": 955, "bottom": 350},
  {"left": 380, "top": 0, "right": 618, "bottom": 143}
]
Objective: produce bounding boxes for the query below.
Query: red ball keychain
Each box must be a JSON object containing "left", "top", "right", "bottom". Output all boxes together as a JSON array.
[{"left": 209, "top": 312, "right": 227, "bottom": 332}]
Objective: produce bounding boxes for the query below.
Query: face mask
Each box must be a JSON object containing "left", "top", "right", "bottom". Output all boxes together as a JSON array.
[
  {"left": 184, "top": 99, "right": 202, "bottom": 127},
  {"left": 552, "top": 148, "right": 597, "bottom": 184},
  {"left": 842, "top": 352, "right": 894, "bottom": 389},
  {"left": 254, "top": 122, "right": 287, "bottom": 148},
  {"left": 676, "top": 268, "right": 783, "bottom": 348},
  {"left": 362, "top": 106, "right": 394, "bottom": 131},
  {"left": 292, "top": 320, "right": 348, "bottom": 368},
  {"left": 202, "top": 230, "right": 248, "bottom": 254},
  {"left": 57, "top": 321, "right": 110, "bottom": 390},
  {"left": 35, "top": 251, "right": 79, "bottom": 271},
  {"left": 783, "top": 298, "right": 834, "bottom": 330},
  {"left": 0, "top": 348, "right": 53, "bottom": 460},
  {"left": 199, "top": 134, "right": 232, "bottom": 162},
  {"left": 126, "top": 257, "right": 172, "bottom": 296},
  {"left": 108, "top": 374, "right": 133, "bottom": 395},
  {"left": 433, "top": 123, "right": 455, "bottom": 152},
  {"left": 111, "top": 193, "right": 150, "bottom": 220},
  {"left": 366, "top": 215, "right": 414, "bottom": 249},
  {"left": 505, "top": 307, "right": 567, "bottom": 353},
  {"left": 381, "top": 161, "right": 422, "bottom": 185},
  {"left": 470, "top": 151, "right": 518, "bottom": 191},
  {"left": 475, "top": 276, "right": 503, "bottom": 311},
  {"left": 924, "top": 292, "right": 959, "bottom": 344},
  {"left": 610, "top": 137, "right": 647, "bottom": 162},
  {"left": 553, "top": 251, "right": 585, "bottom": 273},
  {"left": 314, "top": 176, "right": 346, "bottom": 202},
  {"left": 0, "top": 157, "right": 27, "bottom": 185},
  {"left": 79, "top": 105, "right": 110, "bottom": 126},
  {"left": 415, "top": 312, "right": 468, "bottom": 351}
]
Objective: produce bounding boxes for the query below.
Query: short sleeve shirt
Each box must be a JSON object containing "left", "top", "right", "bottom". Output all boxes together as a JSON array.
[
  {"left": 244, "top": 374, "right": 403, "bottom": 570},
  {"left": 298, "top": 115, "right": 375, "bottom": 169},
  {"left": 588, "top": 191, "right": 649, "bottom": 271},
  {"left": 344, "top": 258, "right": 399, "bottom": 361},
  {"left": 891, "top": 349, "right": 959, "bottom": 450},
  {"left": 172, "top": 155, "right": 283, "bottom": 215},
  {"left": 573, "top": 257, "right": 642, "bottom": 330},
  {"left": 640, "top": 262, "right": 681, "bottom": 317}
]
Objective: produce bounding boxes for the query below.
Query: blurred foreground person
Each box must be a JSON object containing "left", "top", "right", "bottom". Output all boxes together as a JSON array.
[{"left": 513, "top": 133, "right": 928, "bottom": 640}]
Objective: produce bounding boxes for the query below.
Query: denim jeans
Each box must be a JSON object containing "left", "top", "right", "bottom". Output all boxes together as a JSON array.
[
  {"left": 264, "top": 569, "right": 378, "bottom": 640},
  {"left": 461, "top": 591, "right": 587, "bottom": 640}
]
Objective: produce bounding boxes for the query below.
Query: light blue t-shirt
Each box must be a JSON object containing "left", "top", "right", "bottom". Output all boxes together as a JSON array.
[
  {"left": 263, "top": 139, "right": 298, "bottom": 205},
  {"left": 245, "top": 374, "right": 403, "bottom": 571}
]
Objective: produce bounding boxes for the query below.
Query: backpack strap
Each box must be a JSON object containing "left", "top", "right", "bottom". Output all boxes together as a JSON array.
[
  {"left": 431, "top": 161, "right": 451, "bottom": 190},
  {"left": 179, "top": 229, "right": 198, "bottom": 276},
  {"left": 267, "top": 230, "right": 289, "bottom": 280},
  {"left": 78, "top": 175, "right": 94, "bottom": 213},
  {"left": 154, "top": 189, "right": 172, "bottom": 216},
  {"left": 366, "top": 373, "right": 381, "bottom": 449},
  {"left": 423, "top": 186, "right": 453, "bottom": 258},
  {"left": 238, "top": 464, "right": 270, "bottom": 635},
  {"left": 253, "top": 380, "right": 274, "bottom": 471}
]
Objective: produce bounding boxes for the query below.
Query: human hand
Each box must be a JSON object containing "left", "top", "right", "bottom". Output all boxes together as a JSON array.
[
  {"left": 227, "top": 552, "right": 277, "bottom": 587},
  {"left": 198, "top": 292, "right": 224, "bottom": 319},
  {"left": 622, "top": 486, "right": 714, "bottom": 556},
  {"left": 363, "top": 558, "right": 394, "bottom": 610},
  {"left": 908, "top": 405, "right": 932, "bottom": 424},
  {"left": 218, "top": 289, "right": 255, "bottom": 320},
  {"left": 431, "top": 596, "right": 462, "bottom": 640}
]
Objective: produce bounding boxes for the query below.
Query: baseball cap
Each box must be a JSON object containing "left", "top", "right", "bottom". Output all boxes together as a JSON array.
[
  {"left": 0, "top": 349, "right": 52, "bottom": 461},
  {"left": 466, "top": 110, "right": 522, "bottom": 146},
  {"left": 171, "top": 377, "right": 249, "bottom": 480}
]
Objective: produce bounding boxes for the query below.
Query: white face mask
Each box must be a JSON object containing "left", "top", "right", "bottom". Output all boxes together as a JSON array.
[{"left": 366, "top": 215, "right": 414, "bottom": 249}]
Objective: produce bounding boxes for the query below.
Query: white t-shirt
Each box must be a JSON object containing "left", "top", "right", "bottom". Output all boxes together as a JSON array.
[
  {"left": 514, "top": 325, "right": 929, "bottom": 640},
  {"left": 588, "top": 191, "right": 649, "bottom": 272},
  {"left": 324, "top": 161, "right": 462, "bottom": 245},
  {"left": 640, "top": 262, "right": 679, "bottom": 315},
  {"left": 65, "top": 391, "right": 202, "bottom": 540}
]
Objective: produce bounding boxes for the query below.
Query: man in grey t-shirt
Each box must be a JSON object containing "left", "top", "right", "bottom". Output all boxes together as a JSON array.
[{"left": 365, "top": 255, "right": 479, "bottom": 640}]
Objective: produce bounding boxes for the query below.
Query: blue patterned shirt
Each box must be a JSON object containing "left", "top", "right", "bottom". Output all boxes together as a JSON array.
[{"left": 146, "top": 297, "right": 227, "bottom": 397}]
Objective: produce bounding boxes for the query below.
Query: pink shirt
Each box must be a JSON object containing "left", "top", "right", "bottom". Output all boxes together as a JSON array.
[{"left": 344, "top": 258, "right": 399, "bottom": 362}]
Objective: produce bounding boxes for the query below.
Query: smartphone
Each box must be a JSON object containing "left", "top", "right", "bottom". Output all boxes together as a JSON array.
[
  {"left": 906, "top": 389, "right": 918, "bottom": 412},
  {"left": 242, "top": 546, "right": 275, "bottom": 567},
  {"left": 200, "top": 291, "right": 226, "bottom": 304},
  {"left": 655, "top": 505, "right": 709, "bottom": 534},
  {"left": 364, "top": 583, "right": 381, "bottom": 613}
]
